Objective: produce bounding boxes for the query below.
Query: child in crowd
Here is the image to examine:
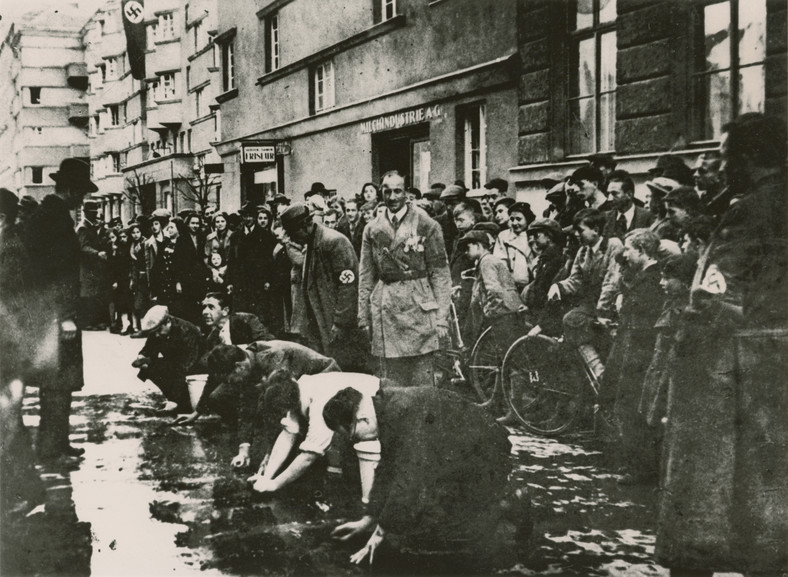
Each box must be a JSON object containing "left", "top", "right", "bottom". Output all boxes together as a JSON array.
[{"left": 206, "top": 251, "right": 228, "bottom": 293}]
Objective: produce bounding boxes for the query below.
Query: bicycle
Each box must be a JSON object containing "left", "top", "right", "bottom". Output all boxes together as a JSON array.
[{"left": 498, "top": 320, "right": 615, "bottom": 436}]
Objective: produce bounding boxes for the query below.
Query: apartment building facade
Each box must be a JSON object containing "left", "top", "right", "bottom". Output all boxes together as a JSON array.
[
  {"left": 83, "top": 0, "right": 220, "bottom": 223},
  {"left": 212, "top": 0, "right": 520, "bottom": 210},
  {"left": 0, "top": 10, "right": 90, "bottom": 200}
]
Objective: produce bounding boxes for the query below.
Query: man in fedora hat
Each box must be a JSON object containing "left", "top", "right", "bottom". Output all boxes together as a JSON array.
[
  {"left": 280, "top": 203, "right": 367, "bottom": 371},
  {"left": 24, "top": 158, "right": 97, "bottom": 461},
  {"left": 132, "top": 305, "right": 202, "bottom": 413},
  {"left": 76, "top": 198, "right": 110, "bottom": 330}
]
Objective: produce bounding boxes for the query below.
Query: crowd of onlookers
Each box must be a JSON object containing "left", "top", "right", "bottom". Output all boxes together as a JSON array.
[{"left": 1, "top": 112, "right": 786, "bottom": 575}]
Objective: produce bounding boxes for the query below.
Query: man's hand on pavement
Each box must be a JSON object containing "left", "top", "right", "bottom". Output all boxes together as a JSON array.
[
  {"left": 547, "top": 284, "right": 561, "bottom": 302},
  {"left": 172, "top": 411, "right": 199, "bottom": 426},
  {"left": 348, "top": 524, "right": 385, "bottom": 565},
  {"left": 331, "top": 515, "right": 376, "bottom": 541},
  {"left": 231, "top": 444, "right": 250, "bottom": 468}
]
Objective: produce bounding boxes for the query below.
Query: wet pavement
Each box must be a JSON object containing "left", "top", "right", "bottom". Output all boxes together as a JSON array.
[{"left": 2, "top": 332, "right": 736, "bottom": 576}]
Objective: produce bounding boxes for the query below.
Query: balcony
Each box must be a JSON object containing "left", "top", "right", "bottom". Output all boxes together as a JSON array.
[
  {"left": 99, "top": 125, "right": 133, "bottom": 153},
  {"left": 146, "top": 99, "right": 182, "bottom": 130},
  {"left": 70, "top": 144, "right": 90, "bottom": 158},
  {"left": 147, "top": 40, "right": 180, "bottom": 75},
  {"left": 67, "top": 62, "right": 89, "bottom": 90},
  {"left": 68, "top": 103, "right": 89, "bottom": 127}
]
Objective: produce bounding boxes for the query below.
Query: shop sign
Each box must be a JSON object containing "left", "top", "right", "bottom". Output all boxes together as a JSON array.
[
  {"left": 242, "top": 145, "right": 276, "bottom": 164},
  {"left": 360, "top": 105, "right": 443, "bottom": 134}
]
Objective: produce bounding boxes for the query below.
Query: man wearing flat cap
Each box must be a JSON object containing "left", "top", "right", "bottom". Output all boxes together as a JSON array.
[
  {"left": 24, "top": 158, "right": 97, "bottom": 461},
  {"left": 76, "top": 198, "right": 111, "bottom": 329},
  {"left": 281, "top": 203, "right": 366, "bottom": 370},
  {"left": 359, "top": 170, "right": 452, "bottom": 386},
  {"left": 132, "top": 305, "right": 202, "bottom": 413}
]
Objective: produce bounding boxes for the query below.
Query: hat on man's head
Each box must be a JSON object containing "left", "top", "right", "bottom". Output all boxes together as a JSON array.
[
  {"left": 150, "top": 208, "right": 172, "bottom": 224},
  {"left": 465, "top": 188, "right": 489, "bottom": 199},
  {"left": 439, "top": 184, "right": 466, "bottom": 201},
  {"left": 457, "top": 230, "right": 492, "bottom": 251},
  {"left": 240, "top": 201, "right": 255, "bottom": 215},
  {"left": 19, "top": 195, "right": 38, "bottom": 211},
  {"left": 108, "top": 217, "right": 123, "bottom": 228},
  {"left": 528, "top": 218, "right": 564, "bottom": 244},
  {"left": 472, "top": 221, "right": 500, "bottom": 236},
  {"left": 305, "top": 182, "right": 334, "bottom": 199},
  {"left": 645, "top": 176, "right": 681, "bottom": 198},
  {"left": 82, "top": 199, "right": 101, "bottom": 212},
  {"left": 139, "top": 305, "right": 170, "bottom": 335},
  {"left": 648, "top": 155, "right": 693, "bottom": 185},
  {"left": 271, "top": 193, "right": 290, "bottom": 206},
  {"left": 540, "top": 172, "right": 566, "bottom": 190},
  {"left": 280, "top": 202, "right": 311, "bottom": 231},
  {"left": 588, "top": 153, "right": 617, "bottom": 171},
  {"left": 50, "top": 158, "right": 98, "bottom": 193},
  {"left": 545, "top": 181, "right": 566, "bottom": 205}
]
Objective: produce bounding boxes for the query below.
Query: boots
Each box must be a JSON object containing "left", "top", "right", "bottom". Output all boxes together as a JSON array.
[{"left": 578, "top": 344, "right": 604, "bottom": 381}]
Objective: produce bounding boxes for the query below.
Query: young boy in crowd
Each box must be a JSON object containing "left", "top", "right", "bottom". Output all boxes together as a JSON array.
[{"left": 459, "top": 230, "right": 523, "bottom": 360}]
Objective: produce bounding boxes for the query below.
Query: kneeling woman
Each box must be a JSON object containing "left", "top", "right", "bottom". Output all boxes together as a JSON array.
[{"left": 324, "top": 385, "right": 524, "bottom": 569}]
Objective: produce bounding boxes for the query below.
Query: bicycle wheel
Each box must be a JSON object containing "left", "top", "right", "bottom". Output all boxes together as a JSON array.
[
  {"left": 500, "top": 334, "right": 583, "bottom": 436},
  {"left": 468, "top": 326, "right": 501, "bottom": 404}
]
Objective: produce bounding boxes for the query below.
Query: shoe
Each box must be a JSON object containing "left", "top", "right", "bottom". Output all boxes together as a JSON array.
[
  {"left": 62, "top": 445, "right": 85, "bottom": 457},
  {"left": 159, "top": 401, "right": 179, "bottom": 413},
  {"left": 130, "top": 331, "right": 146, "bottom": 339},
  {"left": 120, "top": 326, "right": 133, "bottom": 335},
  {"left": 496, "top": 411, "right": 519, "bottom": 426}
]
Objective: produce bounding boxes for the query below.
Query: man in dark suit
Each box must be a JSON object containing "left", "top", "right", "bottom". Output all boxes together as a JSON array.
[
  {"left": 602, "top": 170, "right": 654, "bottom": 240},
  {"left": 132, "top": 305, "right": 202, "bottom": 413},
  {"left": 344, "top": 198, "right": 365, "bottom": 256},
  {"left": 24, "top": 158, "right": 95, "bottom": 462},
  {"left": 76, "top": 199, "right": 110, "bottom": 329}
]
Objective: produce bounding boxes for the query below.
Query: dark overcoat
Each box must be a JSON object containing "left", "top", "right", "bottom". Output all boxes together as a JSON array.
[
  {"left": 656, "top": 173, "right": 788, "bottom": 573},
  {"left": 368, "top": 387, "right": 511, "bottom": 553}
]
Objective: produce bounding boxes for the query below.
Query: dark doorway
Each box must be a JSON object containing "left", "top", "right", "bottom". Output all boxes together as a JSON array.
[{"left": 372, "top": 123, "right": 430, "bottom": 186}]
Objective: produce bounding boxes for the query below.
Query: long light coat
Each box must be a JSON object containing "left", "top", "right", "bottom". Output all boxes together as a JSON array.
[{"left": 359, "top": 204, "right": 451, "bottom": 358}]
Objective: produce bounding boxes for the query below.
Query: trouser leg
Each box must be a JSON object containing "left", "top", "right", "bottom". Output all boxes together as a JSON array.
[
  {"left": 146, "top": 363, "right": 191, "bottom": 412},
  {"left": 38, "top": 388, "right": 72, "bottom": 458}
]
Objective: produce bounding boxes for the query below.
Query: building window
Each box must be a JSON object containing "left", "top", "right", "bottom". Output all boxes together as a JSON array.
[
  {"left": 374, "top": 0, "right": 397, "bottom": 23},
  {"left": 186, "top": 66, "right": 191, "bottom": 90},
  {"left": 195, "top": 86, "right": 203, "bottom": 117},
  {"left": 106, "top": 56, "right": 119, "bottom": 80},
  {"left": 148, "top": 22, "right": 158, "bottom": 48},
  {"left": 266, "top": 14, "right": 280, "bottom": 73},
  {"left": 90, "top": 114, "right": 100, "bottom": 136},
  {"left": 159, "top": 12, "right": 175, "bottom": 41},
  {"left": 691, "top": 0, "right": 766, "bottom": 142},
  {"left": 209, "top": 32, "right": 218, "bottom": 67},
  {"left": 109, "top": 104, "right": 120, "bottom": 126},
  {"left": 121, "top": 151, "right": 128, "bottom": 170},
  {"left": 462, "top": 104, "right": 486, "bottom": 189},
  {"left": 121, "top": 102, "right": 127, "bottom": 124},
  {"left": 193, "top": 19, "right": 204, "bottom": 52},
  {"left": 159, "top": 73, "right": 176, "bottom": 100},
  {"left": 383, "top": 0, "right": 396, "bottom": 21},
  {"left": 313, "top": 60, "right": 335, "bottom": 113},
  {"left": 99, "top": 63, "right": 107, "bottom": 84},
  {"left": 110, "top": 152, "right": 121, "bottom": 173},
  {"left": 31, "top": 166, "right": 43, "bottom": 184},
  {"left": 187, "top": 129, "right": 192, "bottom": 152},
  {"left": 29, "top": 87, "right": 41, "bottom": 104},
  {"left": 213, "top": 111, "right": 220, "bottom": 141},
  {"left": 222, "top": 40, "right": 235, "bottom": 91},
  {"left": 567, "top": 0, "right": 617, "bottom": 155},
  {"left": 179, "top": 132, "right": 185, "bottom": 153}
]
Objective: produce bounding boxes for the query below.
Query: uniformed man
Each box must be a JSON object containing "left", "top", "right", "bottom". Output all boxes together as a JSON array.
[
  {"left": 280, "top": 202, "right": 365, "bottom": 370},
  {"left": 358, "top": 170, "right": 452, "bottom": 386}
]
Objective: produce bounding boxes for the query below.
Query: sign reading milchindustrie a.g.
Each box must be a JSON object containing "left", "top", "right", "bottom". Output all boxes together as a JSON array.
[{"left": 360, "top": 105, "right": 443, "bottom": 134}]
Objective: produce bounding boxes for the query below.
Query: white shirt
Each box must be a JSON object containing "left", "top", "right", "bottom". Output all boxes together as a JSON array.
[
  {"left": 386, "top": 205, "right": 408, "bottom": 225},
  {"left": 618, "top": 204, "right": 635, "bottom": 229},
  {"left": 218, "top": 317, "right": 232, "bottom": 345},
  {"left": 280, "top": 372, "right": 381, "bottom": 458}
]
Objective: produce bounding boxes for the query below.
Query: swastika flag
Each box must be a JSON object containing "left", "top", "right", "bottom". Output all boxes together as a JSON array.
[{"left": 121, "top": 0, "right": 146, "bottom": 80}]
